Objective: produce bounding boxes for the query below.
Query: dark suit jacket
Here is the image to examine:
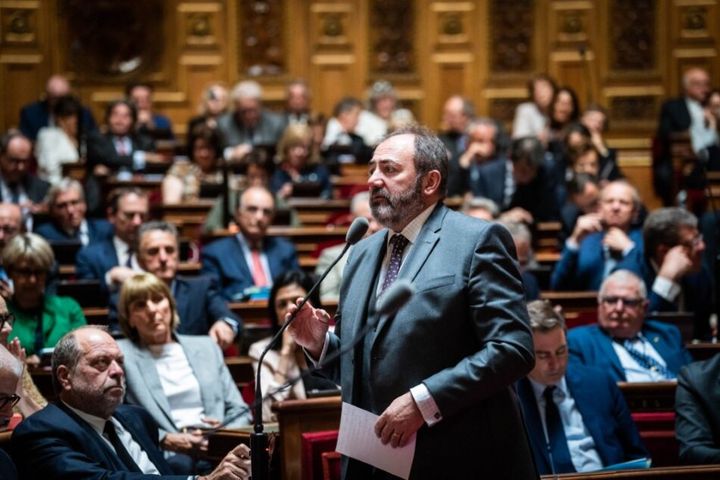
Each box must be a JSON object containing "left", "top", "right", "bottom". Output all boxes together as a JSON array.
[
  {"left": 86, "top": 131, "right": 155, "bottom": 172},
  {"left": 550, "top": 229, "right": 645, "bottom": 291},
  {"left": 201, "top": 235, "right": 299, "bottom": 301},
  {"left": 75, "top": 238, "right": 119, "bottom": 292},
  {"left": 0, "top": 174, "right": 51, "bottom": 205},
  {"left": 568, "top": 321, "right": 693, "bottom": 382},
  {"left": 35, "top": 218, "right": 113, "bottom": 244},
  {"left": 0, "top": 447, "right": 17, "bottom": 480},
  {"left": 643, "top": 262, "right": 714, "bottom": 341},
  {"left": 173, "top": 275, "right": 242, "bottom": 336},
  {"left": 655, "top": 98, "right": 692, "bottom": 204},
  {"left": 10, "top": 402, "right": 184, "bottom": 479},
  {"left": 675, "top": 353, "right": 720, "bottom": 464},
  {"left": 469, "top": 157, "right": 560, "bottom": 221},
  {"left": 321, "top": 204, "right": 537, "bottom": 478},
  {"left": 517, "top": 365, "right": 648, "bottom": 475},
  {"left": 19, "top": 100, "right": 97, "bottom": 141},
  {"left": 439, "top": 130, "right": 468, "bottom": 197}
]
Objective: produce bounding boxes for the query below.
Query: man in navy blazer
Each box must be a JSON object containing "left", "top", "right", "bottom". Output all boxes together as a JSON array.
[
  {"left": 551, "top": 181, "right": 645, "bottom": 291},
  {"left": 518, "top": 300, "right": 647, "bottom": 474},
  {"left": 35, "top": 179, "right": 113, "bottom": 246},
  {"left": 641, "top": 207, "right": 713, "bottom": 340},
  {"left": 18, "top": 74, "right": 97, "bottom": 141},
  {"left": 137, "top": 221, "right": 241, "bottom": 349},
  {"left": 568, "top": 270, "right": 693, "bottom": 382},
  {"left": 0, "top": 344, "right": 22, "bottom": 479},
  {"left": 468, "top": 136, "right": 559, "bottom": 222},
  {"left": 0, "top": 131, "right": 51, "bottom": 210},
  {"left": 76, "top": 188, "right": 148, "bottom": 293},
  {"left": 202, "top": 186, "right": 299, "bottom": 301},
  {"left": 10, "top": 326, "right": 251, "bottom": 478}
]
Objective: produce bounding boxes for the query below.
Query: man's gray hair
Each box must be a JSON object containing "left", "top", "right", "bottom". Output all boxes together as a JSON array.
[
  {"left": 643, "top": 207, "right": 698, "bottom": 259},
  {"left": 46, "top": 178, "right": 85, "bottom": 207},
  {"left": 461, "top": 197, "right": 499, "bottom": 218},
  {"left": 500, "top": 221, "right": 532, "bottom": 245},
  {"left": 526, "top": 300, "right": 566, "bottom": 333},
  {"left": 350, "top": 191, "right": 370, "bottom": 216},
  {"left": 599, "top": 269, "right": 647, "bottom": 300},
  {"left": 383, "top": 125, "right": 449, "bottom": 197},
  {"left": 601, "top": 180, "right": 641, "bottom": 215},
  {"left": 231, "top": 80, "right": 263, "bottom": 102},
  {"left": 51, "top": 326, "right": 109, "bottom": 394}
]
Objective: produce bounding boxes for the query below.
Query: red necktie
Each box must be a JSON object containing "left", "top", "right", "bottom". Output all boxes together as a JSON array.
[{"left": 251, "top": 250, "right": 268, "bottom": 287}]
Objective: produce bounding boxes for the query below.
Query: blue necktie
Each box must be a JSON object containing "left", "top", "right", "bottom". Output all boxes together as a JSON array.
[
  {"left": 622, "top": 338, "right": 674, "bottom": 379},
  {"left": 544, "top": 386, "right": 576, "bottom": 474},
  {"left": 381, "top": 234, "right": 408, "bottom": 293}
]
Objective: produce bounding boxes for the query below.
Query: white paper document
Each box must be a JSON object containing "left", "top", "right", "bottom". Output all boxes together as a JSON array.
[{"left": 335, "top": 402, "right": 416, "bottom": 479}]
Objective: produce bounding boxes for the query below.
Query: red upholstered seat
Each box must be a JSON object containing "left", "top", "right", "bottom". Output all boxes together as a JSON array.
[
  {"left": 631, "top": 412, "right": 678, "bottom": 467},
  {"left": 301, "top": 430, "right": 339, "bottom": 480},
  {"left": 321, "top": 451, "right": 342, "bottom": 480}
]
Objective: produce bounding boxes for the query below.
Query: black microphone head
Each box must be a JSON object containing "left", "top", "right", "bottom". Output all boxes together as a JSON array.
[
  {"left": 376, "top": 280, "right": 415, "bottom": 316},
  {"left": 345, "top": 217, "right": 370, "bottom": 245}
]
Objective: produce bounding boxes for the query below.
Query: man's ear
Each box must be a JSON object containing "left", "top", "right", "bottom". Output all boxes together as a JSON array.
[
  {"left": 422, "top": 170, "right": 442, "bottom": 196},
  {"left": 56, "top": 365, "right": 72, "bottom": 392}
]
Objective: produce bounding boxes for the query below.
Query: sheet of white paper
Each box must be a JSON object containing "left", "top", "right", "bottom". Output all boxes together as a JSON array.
[{"left": 335, "top": 402, "right": 416, "bottom": 479}]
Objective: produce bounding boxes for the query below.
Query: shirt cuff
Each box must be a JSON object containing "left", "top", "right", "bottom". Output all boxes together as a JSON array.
[
  {"left": 221, "top": 317, "right": 239, "bottom": 334},
  {"left": 304, "top": 332, "right": 330, "bottom": 367},
  {"left": 564, "top": 238, "right": 579, "bottom": 251},
  {"left": 104, "top": 271, "right": 119, "bottom": 292},
  {"left": 132, "top": 151, "right": 146, "bottom": 171},
  {"left": 652, "top": 276, "right": 682, "bottom": 303},
  {"left": 410, "top": 384, "right": 442, "bottom": 427},
  {"left": 621, "top": 242, "right": 636, "bottom": 257}
]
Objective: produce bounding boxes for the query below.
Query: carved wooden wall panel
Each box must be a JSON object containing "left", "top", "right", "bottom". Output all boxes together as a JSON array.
[{"left": 369, "top": 0, "right": 415, "bottom": 75}]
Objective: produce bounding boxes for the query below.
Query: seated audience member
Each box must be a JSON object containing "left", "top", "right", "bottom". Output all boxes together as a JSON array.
[
  {"left": 86, "top": 99, "right": 159, "bottom": 175},
  {"left": 187, "top": 83, "right": 229, "bottom": 144},
  {"left": 11, "top": 325, "right": 252, "bottom": 479},
  {"left": 581, "top": 105, "right": 622, "bottom": 181},
  {"left": 366, "top": 80, "right": 415, "bottom": 133},
  {"left": 439, "top": 95, "right": 475, "bottom": 196},
  {"left": 322, "top": 97, "right": 374, "bottom": 167},
  {"left": 202, "top": 186, "right": 299, "bottom": 301},
  {"left": 0, "top": 343, "right": 22, "bottom": 478},
  {"left": 517, "top": 300, "right": 647, "bottom": 475},
  {"left": 501, "top": 221, "right": 540, "bottom": 301},
  {"left": 35, "top": 179, "right": 113, "bottom": 245},
  {"left": 551, "top": 180, "right": 644, "bottom": 291},
  {"left": 675, "top": 353, "right": 720, "bottom": 464},
  {"left": 568, "top": 270, "right": 693, "bottom": 382},
  {"left": 136, "top": 221, "right": 240, "bottom": 348},
  {"left": 218, "top": 80, "right": 285, "bottom": 163},
  {"left": 642, "top": 207, "right": 713, "bottom": 340},
  {"left": 0, "top": 203, "right": 22, "bottom": 275},
  {"left": 561, "top": 173, "right": 601, "bottom": 239},
  {"left": 548, "top": 86, "right": 580, "bottom": 143},
  {"left": 18, "top": 74, "right": 97, "bottom": 141},
  {"left": 512, "top": 73, "right": 557, "bottom": 142},
  {"left": 316, "top": 191, "right": 380, "bottom": 302},
  {"left": 470, "top": 136, "right": 559, "bottom": 223},
  {"left": 655, "top": 67, "right": 717, "bottom": 205},
  {"left": 250, "top": 270, "right": 339, "bottom": 422},
  {"left": 4, "top": 233, "right": 85, "bottom": 361},
  {"left": 126, "top": 81, "right": 174, "bottom": 140},
  {"left": 162, "top": 124, "right": 240, "bottom": 204},
  {"left": 117, "top": 274, "right": 251, "bottom": 474},
  {"left": 461, "top": 196, "right": 499, "bottom": 221},
  {"left": 270, "top": 123, "right": 332, "bottom": 200},
  {"left": 0, "top": 131, "right": 50, "bottom": 214},
  {"left": 283, "top": 79, "right": 314, "bottom": 127},
  {"left": 34, "top": 95, "right": 82, "bottom": 185},
  {"left": 76, "top": 188, "right": 148, "bottom": 292},
  {"left": 458, "top": 118, "right": 509, "bottom": 195}
]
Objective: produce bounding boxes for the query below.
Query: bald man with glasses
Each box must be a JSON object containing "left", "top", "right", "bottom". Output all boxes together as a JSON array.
[{"left": 568, "top": 269, "right": 692, "bottom": 382}]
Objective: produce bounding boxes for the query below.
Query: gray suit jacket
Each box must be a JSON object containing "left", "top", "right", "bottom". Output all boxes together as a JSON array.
[
  {"left": 118, "top": 334, "right": 251, "bottom": 435},
  {"left": 321, "top": 203, "right": 537, "bottom": 479}
]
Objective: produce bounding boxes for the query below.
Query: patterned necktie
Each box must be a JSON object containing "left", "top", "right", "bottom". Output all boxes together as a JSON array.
[
  {"left": 622, "top": 338, "right": 674, "bottom": 379},
  {"left": 543, "top": 386, "right": 576, "bottom": 474},
  {"left": 104, "top": 421, "right": 141, "bottom": 472},
  {"left": 381, "top": 234, "right": 409, "bottom": 293}
]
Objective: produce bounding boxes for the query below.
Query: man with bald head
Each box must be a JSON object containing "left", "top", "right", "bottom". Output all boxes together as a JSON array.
[
  {"left": 11, "top": 326, "right": 251, "bottom": 478},
  {"left": 201, "top": 186, "right": 299, "bottom": 300},
  {"left": 18, "top": 74, "right": 96, "bottom": 141},
  {"left": 655, "top": 67, "right": 718, "bottom": 204},
  {"left": 0, "top": 344, "right": 21, "bottom": 478},
  {"left": 0, "top": 131, "right": 50, "bottom": 213},
  {"left": 439, "top": 95, "right": 475, "bottom": 196}
]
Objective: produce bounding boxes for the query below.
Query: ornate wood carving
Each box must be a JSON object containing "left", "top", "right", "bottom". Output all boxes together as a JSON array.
[
  {"left": 1, "top": 7, "right": 37, "bottom": 45},
  {"left": 58, "top": 0, "right": 164, "bottom": 79},
  {"left": 369, "top": 0, "right": 415, "bottom": 74},
  {"left": 489, "top": 0, "right": 534, "bottom": 73},
  {"left": 489, "top": 98, "right": 521, "bottom": 125},
  {"left": 609, "top": 0, "right": 656, "bottom": 71},
  {"left": 238, "top": 0, "right": 285, "bottom": 77},
  {"left": 609, "top": 96, "right": 656, "bottom": 121}
]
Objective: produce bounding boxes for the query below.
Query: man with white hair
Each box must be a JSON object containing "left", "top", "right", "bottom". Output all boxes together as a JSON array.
[
  {"left": 568, "top": 269, "right": 692, "bottom": 382},
  {"left": 217, "top": 80, "right": 285, "bottom": 162}
]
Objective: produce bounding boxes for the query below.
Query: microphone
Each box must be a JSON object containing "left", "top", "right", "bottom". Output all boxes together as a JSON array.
[{"left": 250, "top": 216, "right": 369, "bottom": 480}]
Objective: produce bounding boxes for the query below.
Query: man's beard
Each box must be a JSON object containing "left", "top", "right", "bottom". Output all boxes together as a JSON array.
[{"left": 370, "top": 177, "right": 424, "bottom": 230}]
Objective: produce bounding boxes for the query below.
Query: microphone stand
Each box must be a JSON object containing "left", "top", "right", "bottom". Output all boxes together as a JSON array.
[{"left": 251, "top": 241, "right": 355, "bottom": 480}]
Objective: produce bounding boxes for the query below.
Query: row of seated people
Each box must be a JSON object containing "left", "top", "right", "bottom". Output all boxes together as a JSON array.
[{"left": 0, "top": 267, "right": 719, "bottom": 478}]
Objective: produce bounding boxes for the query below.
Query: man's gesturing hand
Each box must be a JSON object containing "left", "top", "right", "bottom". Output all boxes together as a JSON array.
[
  {"left": 286, "top": 298, "right": 330, "bottom": 359},
  {"left": 374, "top": 392, "right": 424, "bottom": 448}
]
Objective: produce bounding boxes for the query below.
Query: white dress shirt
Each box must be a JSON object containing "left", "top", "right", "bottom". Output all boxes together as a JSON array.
[{"left": 611, "top": 333, "right": 670, "bottom": 382}]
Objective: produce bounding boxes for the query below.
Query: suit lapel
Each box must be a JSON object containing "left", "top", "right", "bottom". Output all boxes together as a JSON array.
[
  {"left": 345, "top": 232, "right": 387, "bottom": 342},
  {"left": 516, "top": 379, "right": 551, "bottom": 473},
  {"left": 597, "top": 329, "right": 627, "bottom": 381},
  {"left": 565, "top": 371, "right": 606, "bottom": 462},
  {"left": 113, "top": 407, "right": 170, "bottom": 474},
  {"left": 132, "top": 347, "right": 176, "bottom": 427},
  {"left": 233, "top": 237, "right": 253, "bottom": 281}
]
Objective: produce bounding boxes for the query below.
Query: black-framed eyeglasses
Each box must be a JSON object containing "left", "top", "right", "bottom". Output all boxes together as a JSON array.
[
  {"left": 0, "top": 394, "right": 20, "bottom": 410},
  {"left": 0, "top": 312, "right": 13, "bottom": 331}
]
